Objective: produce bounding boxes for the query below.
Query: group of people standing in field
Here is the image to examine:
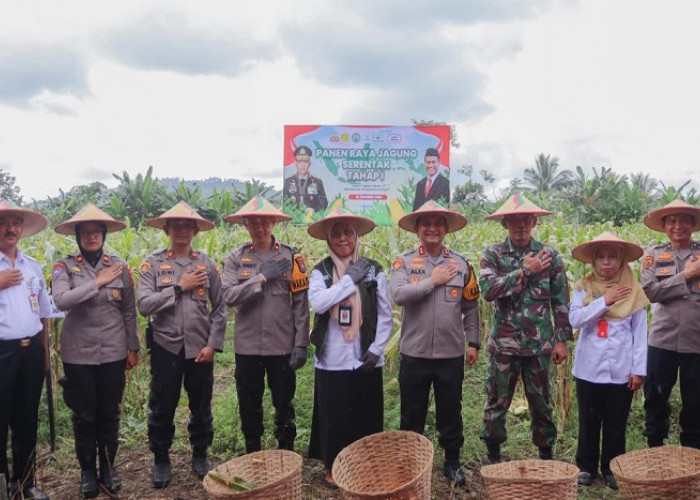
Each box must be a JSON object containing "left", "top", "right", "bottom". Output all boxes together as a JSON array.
[{"left": 1, "top": 193, "right": 699, "bottom": 498}]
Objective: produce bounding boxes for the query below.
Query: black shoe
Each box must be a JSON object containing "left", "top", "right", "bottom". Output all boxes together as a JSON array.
[
  {"left": 22, "top": 485, "right": 51, "bottom": 500},
  {"left": 7, "top": 480, "right": 19, "bottom": 497},
  {"left": 192, "top": 455, "right": 211, "bottom": 479},
  {"left": 648, "top": 437, "right": 664, "bottom": 447},
  {"left": 99, "top": 464, "right": 122, "bottom": 493},
  {"left": 245, "top": 438, "right": 261, "bottom": 454},
  {"left": 278, "top": 439, "right": 295, "bottom": 451},
  {"left": 603, "top": 472, "right": 618, "bottom": 490},
  {"left": 577, "top": 471, "right": 593, "bottom": 487},
  {"left": 485, "top": 443, "right": 501, "bottom": 465},
  {"left": 79, "top": 469, "right": 99, "bottom": 499},
  {"left": 153, "top": 462, "right": 172, "bottom": 489},
  {"left": 538, "top": 446, "right": 553, "bottom": 460},
  {"left": 443, "top": 463, "right": 466, "bottom": 487}
]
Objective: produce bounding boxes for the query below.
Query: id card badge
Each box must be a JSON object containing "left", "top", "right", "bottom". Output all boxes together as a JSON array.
[
  {"left": 29, "top": 293, "right": 40, "bottom": 312},
  {"left": 339, "top": 304, "right": 352, "bottom": 326},
  {"left": 597, "top": 320, "right": 609, "bottom": 338}
]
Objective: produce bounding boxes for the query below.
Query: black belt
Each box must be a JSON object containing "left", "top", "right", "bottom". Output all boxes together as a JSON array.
[{"left": 0, "top": 333, "right": 41, "bottom": 348}]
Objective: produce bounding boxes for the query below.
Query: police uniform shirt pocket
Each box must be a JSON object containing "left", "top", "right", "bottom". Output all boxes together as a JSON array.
[
  {"left": 654, "top": 262, "right": 677, "bottom": 278},
  {"left": 156, "top": 275, "right": 175, "bottom": 288}
]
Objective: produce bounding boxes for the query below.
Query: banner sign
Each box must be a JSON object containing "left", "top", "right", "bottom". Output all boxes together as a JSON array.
[{"left": 282, "top": 124, "right": 451, "bottom": 225}]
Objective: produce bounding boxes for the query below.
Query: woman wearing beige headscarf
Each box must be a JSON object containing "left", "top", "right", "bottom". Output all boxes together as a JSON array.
[
  {"left": 569, "top": 232, "right": 649, "bottom": 490},
  {"left": 306, "top": 208, "right": 392, "bottom": 488}
]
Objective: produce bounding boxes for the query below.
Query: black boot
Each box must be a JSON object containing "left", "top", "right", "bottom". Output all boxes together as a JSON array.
[
  {"left": 245, "top": 438, "right": 261, "bottom": 454},
  {"left": 98, "top": 446, "right": 121, "bottom": 493},
  {"left": 79, "top": 469, "right": 99, "bottom": 499},
  {"left": 485, "top": 443, "right": 501, "bottom": 465},
  {"left": 443, "top": 461, "right": 466, "bottom": 487},
  {"left": 153, "top": 451, "right": 172, "bottom": 489},
  {"left": 538, "top": 446, "right": 553, "bottom": 460},
  {"left": 191, "top": 447, "right": 211, "bottom": 479},
  {"left": 278, "top": 438, "right": 295, "bottom": 451}
]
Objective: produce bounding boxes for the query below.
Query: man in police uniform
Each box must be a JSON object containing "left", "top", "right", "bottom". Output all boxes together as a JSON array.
[
  {"left": 641, "top": 199, "right": 700, "bottom": 449},
  {"left": 0, "top": 201, "right": 51, "bottom": 500},
  {"left": 222, "top": 197, "right": 309, "bottom": 453},
  {"left": 137, "top": 202, "right": 227, "bottom": 488},
  {"left": 479, "top": 195, "right": 572, "bottom": 464},
  {"left": 283, "top": 146, "right": 328, "bottom": 212},
  {"left": 390, "top": 201, "right": 480, "bottom": 487},
  {"left": 412, "top": 148, "right": 450, "bottom": 211}
]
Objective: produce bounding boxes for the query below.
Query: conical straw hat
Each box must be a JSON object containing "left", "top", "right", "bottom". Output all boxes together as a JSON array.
[
  {"left": 643, "top": 199, "right": 700, "bottom": 232},
  {"left": 54, "top": 203, "right": 126, "bottom": 235},
  {"left": 398, "top": 200, "right": 467, "bottom": 233},
  {"left": 571, "top": 231, "right": 644, "bottom": 263},
  {"left": 146, "top": 201, "right": 215, "bottom": 231},
  {"left": 485, "top": 194, "right": 553, "bottom": 220},
  {"left": 223, "top": 196, "right": 292, "bottom": 224},
  {"left": 307, "top": 207, "right": 375, "bottom": 240},
  {"left": 0, "top": 200, "right": 48, "bottom": 238}
]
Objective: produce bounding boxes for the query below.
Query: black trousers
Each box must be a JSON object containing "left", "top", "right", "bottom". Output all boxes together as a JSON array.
[
  {"left": 62, "top": 359, "right": 126, "bottom": 470},
  {"left": 0, "top": 335, "right": 45, "bottom": 486},
  {"left": 308, "top": 367, "right": 384, "bottom": 470},
  {"left": 644, "top": 346, "right": 700, "bottom": 448},
  {"left": 148, "top": 344, "right": 214, "bottom": 455},
  {"left": 399, "top": 355, "right": 464, "bottom": 464},
  {"left": 575, "top": 378, "right": 634, "bottom": 476},
  {"left": 234, "top": 354, "right": 296, "bottom": 449}
]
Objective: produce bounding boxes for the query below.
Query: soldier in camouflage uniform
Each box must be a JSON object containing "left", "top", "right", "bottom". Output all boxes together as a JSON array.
[
  {"left": 479, "top": 195, "right": 572, "bottom": 463},
  {"left": 641, "top": 200, "right": 700, "bottom": 449}
]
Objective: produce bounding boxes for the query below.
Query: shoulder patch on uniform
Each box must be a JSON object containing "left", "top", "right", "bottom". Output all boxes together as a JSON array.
[
  {"left": 140, "top": 261, "right": 151, "bottom": 275},
  {"left": 392, "top": 258, "right": 403, "bottom": 270},
  {"left": 643, "top": 255, "right": 654, "bottom": 269},
  {"left": 463, "top": 262, "right": 480, "bottom": 301},
  {"left": 291, "top": 252, "right": 309, "bottom": 293},
  {"left": 52, "top": 262, "right": 65, "bottom": 279}
]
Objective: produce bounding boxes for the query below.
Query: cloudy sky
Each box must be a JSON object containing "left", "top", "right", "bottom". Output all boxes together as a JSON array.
[{"left": 1, "top": 0, "right": 698, "bottom": 201}]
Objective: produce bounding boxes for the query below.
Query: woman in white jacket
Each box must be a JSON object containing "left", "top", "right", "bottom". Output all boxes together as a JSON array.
[{"left": 569, "top": 231, "right": 649, "bottom": 490}]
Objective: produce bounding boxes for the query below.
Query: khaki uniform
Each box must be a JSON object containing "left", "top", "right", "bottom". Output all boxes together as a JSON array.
[
  {"left": 642, "top": 241, "right": 700, "bottom": 353},
  {"left": 389, "top": 245, "right": 480, "bottom": 357},
  {"left": 222, "top": 239, "right": 309, "bottom": 451},
  {"left": 137, "top": 248, "right": 226, "bottom": 357},
  {"left": 222, "top": 241, "right": 309, "bottom": 354},
  {"left": 642, "top": 240, "right": 700, "bottom": 448},
  {"left": 389, "top": 244, "right": 480, "bottom": 465},
  {"left": 52, "top": 253, "right": 140, "bottom": 364}
]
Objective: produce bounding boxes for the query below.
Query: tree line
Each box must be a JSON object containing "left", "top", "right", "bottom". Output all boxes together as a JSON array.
[{"left": 2, "top": 154, "right": 698, "bottom": 227}]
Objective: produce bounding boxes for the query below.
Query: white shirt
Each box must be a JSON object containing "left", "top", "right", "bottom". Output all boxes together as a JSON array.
[
  {"left": 0, "top": 249, "right": 52, "bottom": 339},
  {"left": 569, "top": 289, "right": 647, "bottom": 384},
  {"left": 309, "top": 269, "right": 393, "bottom": 371}
]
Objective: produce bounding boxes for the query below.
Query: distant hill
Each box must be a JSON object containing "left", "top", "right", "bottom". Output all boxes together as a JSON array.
[{"left": 160, "top": 177, "right": 247, "bottom": 197}]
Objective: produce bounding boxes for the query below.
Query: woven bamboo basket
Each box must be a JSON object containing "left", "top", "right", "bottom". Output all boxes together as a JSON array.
[
  {"left": 202, "top": 449, "right": 302, "bottom": 499},
  {"left": 480, "top": 459, "right": 579, "bottom": 500},
  {"left": 331, "top": 430, "right": 434, "bottom": 500},
  {"left": 610, "top": 446, "right": 700, "bottom": 499}
]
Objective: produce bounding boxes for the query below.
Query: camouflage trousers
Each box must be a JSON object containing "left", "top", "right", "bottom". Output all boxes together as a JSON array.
[{"left": 481, "top": 352, "right": 556, "bottom": 448}]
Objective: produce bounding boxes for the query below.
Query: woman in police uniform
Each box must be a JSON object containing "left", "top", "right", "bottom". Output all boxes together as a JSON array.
[
  {"left": 306, "top": 208, "right": 392, "bottom": 488},
  {"left": 52, "top": 204, "right": 139, "bottom": 498}
]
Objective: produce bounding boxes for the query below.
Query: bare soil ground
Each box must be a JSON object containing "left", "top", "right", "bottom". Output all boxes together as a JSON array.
[{"left": 34, "top": 447, "right": 486, "bottom": 499}]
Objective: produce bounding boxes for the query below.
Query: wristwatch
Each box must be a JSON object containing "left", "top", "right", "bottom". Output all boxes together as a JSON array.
[
  {"left": 522, "top": 267, "right": 532, "bottom": 278},
  {"left": 174, "top": 285, "right": 183, "bottom": 294}
]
